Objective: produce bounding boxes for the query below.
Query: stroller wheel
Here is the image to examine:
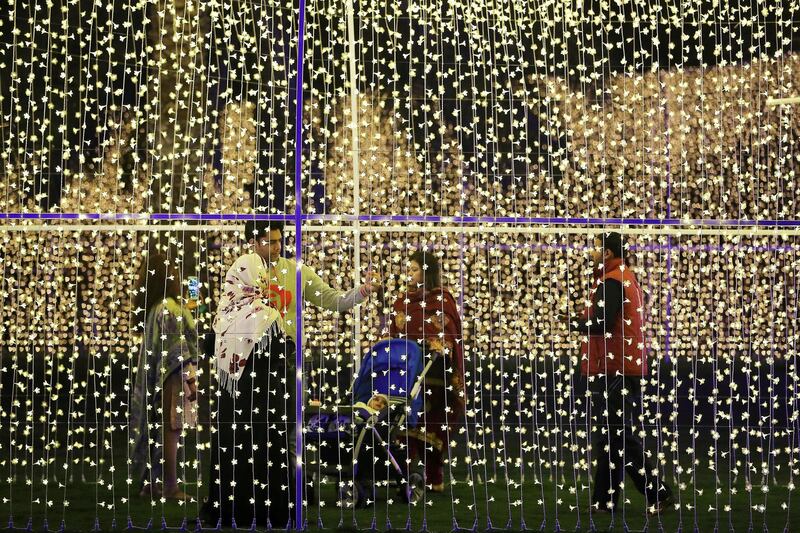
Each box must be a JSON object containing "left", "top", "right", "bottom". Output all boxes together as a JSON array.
[
  {"left": 339, "top": 482, "right": 364, "bottom": 509},
  {"left": 401, "top": 472, "right": 425, "bottom": 504}
]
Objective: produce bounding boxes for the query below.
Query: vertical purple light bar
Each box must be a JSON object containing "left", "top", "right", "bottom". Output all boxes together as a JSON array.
[{"left": 293, "top": 0, "right": 307, "bottom": 528}]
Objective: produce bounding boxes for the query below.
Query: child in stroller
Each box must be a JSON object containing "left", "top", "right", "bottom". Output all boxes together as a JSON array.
[{"left": 305, "top": 338, "right": 441, "bottom": 508}]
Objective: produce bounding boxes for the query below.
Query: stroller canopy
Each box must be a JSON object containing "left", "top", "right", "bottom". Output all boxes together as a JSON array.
[{"left": 351, "top": 338, "right": 426, "bottom": 426}]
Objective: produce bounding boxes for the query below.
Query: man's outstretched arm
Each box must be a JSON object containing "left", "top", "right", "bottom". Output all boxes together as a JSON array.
[{"left": 301, "top": 264, "right": 377, "bottom": 312}]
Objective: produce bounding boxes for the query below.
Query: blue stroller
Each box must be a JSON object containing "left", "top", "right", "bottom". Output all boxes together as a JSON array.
[{"left": 305, "top": 338, "right": 439, "bottom": 508}]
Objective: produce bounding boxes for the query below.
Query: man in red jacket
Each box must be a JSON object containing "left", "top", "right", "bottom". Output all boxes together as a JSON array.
[{"left": 569, "top": 232, "right": 674, "bottom": 515}]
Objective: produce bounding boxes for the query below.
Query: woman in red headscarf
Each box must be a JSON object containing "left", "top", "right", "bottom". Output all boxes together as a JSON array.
[{"left": 389, "top": 250, "right": 465, "bottom": 492}]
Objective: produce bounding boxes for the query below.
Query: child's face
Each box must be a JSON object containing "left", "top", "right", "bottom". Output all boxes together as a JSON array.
[{"left": 368, "top": 395, "right": 387, "bottom": 410}]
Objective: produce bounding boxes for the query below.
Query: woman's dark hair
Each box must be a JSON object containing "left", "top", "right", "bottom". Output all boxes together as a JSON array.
[
  {"left": 133, "top": 253, "right": 183, "bottom": 316},
  {"left": 409, "top": 250, "right": 441, "bottom": 291}
]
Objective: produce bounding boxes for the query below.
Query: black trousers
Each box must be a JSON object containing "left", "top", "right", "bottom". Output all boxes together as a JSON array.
[
  {"left": 201, "top": 334, "right": 297, "bottom": 529},
  {"left": 588, "top": 375, "right": 672, "bottom": 510}
]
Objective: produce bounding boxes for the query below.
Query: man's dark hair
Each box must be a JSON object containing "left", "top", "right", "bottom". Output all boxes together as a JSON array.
[
  {"left": 243, "top": 220, "right": 285, "bottom": 242},
  {"left": 602, "top": 231, "right": 624, "bottom": 258}
]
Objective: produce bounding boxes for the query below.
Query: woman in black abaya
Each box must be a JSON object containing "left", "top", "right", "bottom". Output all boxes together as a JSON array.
[{"left": 200, "top": 253, "right": 296, "bottom": 529}]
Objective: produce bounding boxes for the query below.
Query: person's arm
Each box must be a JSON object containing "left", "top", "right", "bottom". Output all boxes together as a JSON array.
[
  {"left": 157, "top": 301, "right": 199, "bottom": 388},
  {"left": 575, "top": 279, "right": 624, "bottom": 335},
  {"left": 301, "top": 264, "right": 370, "bottom": 312},
  {"left": 184, "top": 363, "right": 197, "bottom": 402}
]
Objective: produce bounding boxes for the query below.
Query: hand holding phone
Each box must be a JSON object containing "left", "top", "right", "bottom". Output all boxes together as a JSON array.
[{"left": 188, "top": 276, "right": 200, "bottom": 300}]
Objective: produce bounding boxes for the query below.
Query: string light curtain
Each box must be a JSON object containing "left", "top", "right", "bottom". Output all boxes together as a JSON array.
[{"left": 0, "top": 0, "right": 799, "bottom": 531}]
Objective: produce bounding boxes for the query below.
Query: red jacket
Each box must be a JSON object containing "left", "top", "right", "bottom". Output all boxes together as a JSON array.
[{"left": 580, "top": 258, "right": 647, "bottom": 376}]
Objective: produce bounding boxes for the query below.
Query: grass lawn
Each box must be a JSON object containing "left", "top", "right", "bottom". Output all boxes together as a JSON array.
[{"left": 1, "top": 437, "right": 796, "bottom": 532}]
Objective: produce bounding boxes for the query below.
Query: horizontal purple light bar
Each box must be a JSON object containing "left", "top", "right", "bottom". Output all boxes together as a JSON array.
[
  {"left": 371, "top": 242, "right": 800, "bottom": 252},
  {"left": 367, "top": 243, "right": 800, "bottom": 252},
  {"left": 633, "top": 244, "right": 800, "bottom": 252},
  {"left": 221, "top": 239, "right": 800, "bottom": 252},
  {"left": 3, "top": 212, "right": 800, "bottom": 227},
  {"left": 0, "top": 213, "right": 295, "bottom": 221},
  {"left": 309, "top": 215, "right": 800, "bottom": 227}
]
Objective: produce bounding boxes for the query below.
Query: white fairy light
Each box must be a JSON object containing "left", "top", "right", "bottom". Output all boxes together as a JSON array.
[{"left": 0, "top": 0, "right": 798, "bottom": 529}]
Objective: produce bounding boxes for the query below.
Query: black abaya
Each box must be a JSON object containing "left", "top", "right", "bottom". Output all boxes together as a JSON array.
[{"left": 201, "top": 333, "right": 297, "bottom": 529}]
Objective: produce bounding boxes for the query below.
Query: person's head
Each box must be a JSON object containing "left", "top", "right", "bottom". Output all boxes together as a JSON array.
[
  {"left": 244, "top": 220, "right": 284, "bottom": 261},
  {"left": 408, "top": 250, "right": 441, "bottom": 291},
  {"left": 591, "top": 232, "right": 624, "bottom": 267},
  {"left": 133, "top": 253, "right": 183, "bottom": 316},
  {"left": 367, "top": 394, "right": 388, "bottom": 411}
]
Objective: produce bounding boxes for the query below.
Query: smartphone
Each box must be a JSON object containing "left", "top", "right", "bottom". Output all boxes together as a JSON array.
[{"left": 188, "top": 276, "right": 200, "bottom": 300}]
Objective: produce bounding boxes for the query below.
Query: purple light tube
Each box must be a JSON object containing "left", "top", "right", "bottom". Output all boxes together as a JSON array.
[
  {"left": 297, "top": 242, "right": 800, "bottom": 252},
  {"left": 305, "top": 214, "right": 800, "bottom": 227},
  {"left": 293, "top": 0, "right": 307, "bottom": 528},
  {"left": 0, "top": 213, "right": 299, "bottom": 221},
  {"left": 4, "top": 212, "right": 800, "bottom": 227},
  {"left": 633, "top": 244, "right": 800, "bottom": 253},
  {"left": 356, "top": 239, "right": 800, "bottom": 252}
]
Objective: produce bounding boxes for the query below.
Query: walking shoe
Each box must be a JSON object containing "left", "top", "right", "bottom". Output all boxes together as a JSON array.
[
  {"left": 591, "top": 501, "right": 614, "bottom": 513},
  {"left": 648, "top": 494, "right": 676, "bottom": 515}
]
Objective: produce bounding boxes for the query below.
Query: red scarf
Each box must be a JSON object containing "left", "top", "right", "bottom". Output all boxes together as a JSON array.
[{"left": 390, "top": 287, "right": 465, "bottom": 415}]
